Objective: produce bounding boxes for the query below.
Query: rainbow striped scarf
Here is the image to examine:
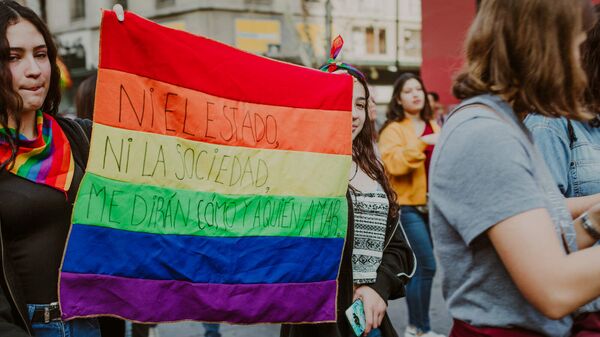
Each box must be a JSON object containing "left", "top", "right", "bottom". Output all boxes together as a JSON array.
[{"left": 0, "top": 111, "right": 74, "bottom": 192}]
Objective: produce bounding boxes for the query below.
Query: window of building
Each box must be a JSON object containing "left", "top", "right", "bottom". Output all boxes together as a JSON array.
[
  {"left": 113, "top": 0, "right": 128, "bottom": 9},
  {"left": 156, "top": 0, "right": 175, "bottom": 8},
  {"left": 351, "top": 26, "right": 388, "bottom": 56},
  {"left": 70, "top": 0, "right": 85, "bottom": 20},
  {"left": 366, "top": 27, "right": 375, "bottom": 54},
  {"left": 360, "top": 26, "right": 387, "bottom": 55},
  {"left": 378, "top": 29, "right": 386, "bottom": 54}
]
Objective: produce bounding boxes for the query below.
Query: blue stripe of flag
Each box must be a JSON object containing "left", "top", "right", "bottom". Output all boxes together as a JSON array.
[{"left": 62, "top": 224, "right": 344, "bottom": 284}]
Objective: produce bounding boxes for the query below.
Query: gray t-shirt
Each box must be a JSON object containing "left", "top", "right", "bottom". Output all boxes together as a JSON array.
[{"left": 429, "top": 94, "right": 576, "bottom": 337}]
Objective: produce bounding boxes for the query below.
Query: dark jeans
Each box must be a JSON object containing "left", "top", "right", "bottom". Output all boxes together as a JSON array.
[
  {"left": 401, "top": 206, "right": 436, "bottom": 333},
  {"left": 27, "top": 303, "right": 101, "bottom": 337}
]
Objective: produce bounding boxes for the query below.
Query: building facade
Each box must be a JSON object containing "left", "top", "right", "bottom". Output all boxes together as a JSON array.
[{"left": 21, "top": 0, "right": 421, "bottom": 116}]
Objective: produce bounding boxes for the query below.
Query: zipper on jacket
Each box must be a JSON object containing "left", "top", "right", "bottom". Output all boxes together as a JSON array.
[{"left": 0, "top": 225, "right": 32, "bottom": 335}]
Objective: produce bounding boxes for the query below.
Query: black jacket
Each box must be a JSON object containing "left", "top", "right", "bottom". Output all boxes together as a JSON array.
[
  {"left": 281, "top": 193, "right": 415, "bottom": 337},
  {"left": 0, "top": 117, "right": 91, "bottom": 336}
]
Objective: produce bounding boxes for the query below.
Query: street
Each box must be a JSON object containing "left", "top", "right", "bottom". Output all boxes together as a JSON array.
[{"left": 153, "top": 273, "right": 452, "bottom": 337}]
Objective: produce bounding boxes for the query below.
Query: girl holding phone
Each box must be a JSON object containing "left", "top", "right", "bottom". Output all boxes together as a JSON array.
[{"left": 281, "top": 37, "right": 415, "bottom": 337}]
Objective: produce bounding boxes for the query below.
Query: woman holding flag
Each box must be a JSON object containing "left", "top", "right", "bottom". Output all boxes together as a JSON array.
[
  {"left": 0, "top": 1, "right": 98, "bottom": 336},
  {"left": 281, "top": 36, "right": 415, "bottom": 337}
]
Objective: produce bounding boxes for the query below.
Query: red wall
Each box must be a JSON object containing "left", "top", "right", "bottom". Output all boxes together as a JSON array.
[
  {"left": 421, "top": 0, "right": 600, "bottom": 105},
  {"left": 421, "top": 0, "right": 476, "bottom": 105}
]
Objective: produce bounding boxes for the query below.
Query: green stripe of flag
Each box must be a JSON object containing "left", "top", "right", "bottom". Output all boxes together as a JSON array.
[{"left": 73, "top": 173, "right": 347, "bottom": 239}]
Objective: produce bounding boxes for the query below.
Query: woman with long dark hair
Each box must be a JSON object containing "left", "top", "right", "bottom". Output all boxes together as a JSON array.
[
  {"left": 378, "top": 73, "right": 442, "bottom": 337},
  {"left": 429, "top": 0, "right": 600, "bottom": 336},
  {"left": 0, "top": 1, "right": 97, "bottom": 336},
  {"left": 281, "top": 36, "right": 415, "bottom": 337}
]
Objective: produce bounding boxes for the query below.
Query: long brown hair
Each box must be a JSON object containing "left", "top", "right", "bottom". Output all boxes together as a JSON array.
[
  {"left": 0, "top": 0, "right": 61, "bottom": 170},
  {"left": 453, "top": 0, "right": 596, "bottom": 120},
  {"left": 344, "top": 68, "right": 400, "bottom": 234},
  {"left": 381, "top": 73, "right": 433, "bottom": 133}
]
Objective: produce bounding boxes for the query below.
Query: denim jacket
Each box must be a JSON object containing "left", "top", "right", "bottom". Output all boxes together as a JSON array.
[
  {"left": 525, "top": 115, "right": 600, "bottom": 197},
  {"left": 524, "top": 113, "right": 600, "bottom": 313}
]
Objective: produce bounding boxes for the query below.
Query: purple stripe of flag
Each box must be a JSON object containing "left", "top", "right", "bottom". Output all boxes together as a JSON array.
[{"left": 60, "top": 272, "right": 337, "bottom": 323}]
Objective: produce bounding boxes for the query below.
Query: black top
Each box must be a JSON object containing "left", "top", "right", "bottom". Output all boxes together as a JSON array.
[
  {"left": 0, "top": 117, "right": 90, "bottom": 336},
  {"left": 0, "top": 161, "right": 84, "bottom": 304}
]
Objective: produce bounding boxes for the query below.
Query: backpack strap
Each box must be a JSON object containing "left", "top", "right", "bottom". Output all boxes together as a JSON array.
[{"left": 55, "top": 117, "right": 91, "bottom": 170}]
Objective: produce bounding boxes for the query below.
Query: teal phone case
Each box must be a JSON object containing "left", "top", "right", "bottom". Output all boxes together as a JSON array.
[{"left": 345, "top": 299, "right": 366, "bottom": 336}]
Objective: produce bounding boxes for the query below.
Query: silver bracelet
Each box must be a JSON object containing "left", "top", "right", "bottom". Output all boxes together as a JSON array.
[{"left": 581, "top": 212, "right": 600, "bottom": 241}]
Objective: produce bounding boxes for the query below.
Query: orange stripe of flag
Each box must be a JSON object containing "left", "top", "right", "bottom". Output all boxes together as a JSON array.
[{"left": 93, "top": 68, "right": 352, "bottom": 155}]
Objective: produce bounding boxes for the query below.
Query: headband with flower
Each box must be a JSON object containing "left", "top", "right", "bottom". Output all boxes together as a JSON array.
[{"left": 319, "top": 35, "right": 366, "bottom": 81}]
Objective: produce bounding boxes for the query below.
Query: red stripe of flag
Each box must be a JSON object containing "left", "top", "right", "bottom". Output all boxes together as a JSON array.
[{"left": 99, "top": 11, "right": 352, "bottom": 112}]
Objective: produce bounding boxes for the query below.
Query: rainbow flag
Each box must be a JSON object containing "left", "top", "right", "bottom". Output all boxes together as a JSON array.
[{"left": 59, "top": 10, "right": 352, "bottom": 324}]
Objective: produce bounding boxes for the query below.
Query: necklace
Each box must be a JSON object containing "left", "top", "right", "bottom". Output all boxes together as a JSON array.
[{"left": 350, "top": 162, "right": 359, "bottom": 181}]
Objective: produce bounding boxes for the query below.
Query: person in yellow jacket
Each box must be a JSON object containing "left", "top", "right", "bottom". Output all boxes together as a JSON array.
[{"left": 378, "top": 73, "right": 443, "bottom": 337}]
